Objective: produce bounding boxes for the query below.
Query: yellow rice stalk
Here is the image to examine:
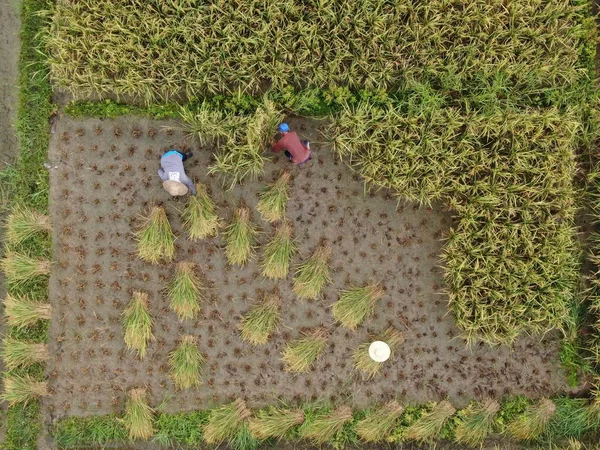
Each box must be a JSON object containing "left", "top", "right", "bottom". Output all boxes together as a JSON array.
[
  {"left": 203, "top": 398, "right": 251, "bottom": 446},
  {"left": 256, "top": 171, "right": 291, "bottom": 223},
  {"left": 353, "top": 327, "right": 404, "bottom": 379},
  {"left": 122, "top": 291, "right": 154, "bottom": 359},
  {"left": 300, "top": 406, "right": 353, "bottom": 444},
  {"left": 124, "top": 388, "right": 154, "bottom": 440},
  {"left": 249, "top": 407, "right": 304, "bottom": 439},
  {"left": 506, "top": 398, "right": 556, "bottom": 441},
  {"left": 282, "top": 328, "right": 328, "bottom": 373},
  {"left": 405, "top": 401, "right": 456, "bottom": 442},
  {"left": 356, "top": 401, "right": 404, "bottom": 442},
  {"left": 239, "top": 293, "right": 281, "bottom": 345},
  {"left": 1, "top": 375, "right": 48, "bottom": 405},
  {"left": 261, "top": 222, "right": 297, "bottom": 279},
  {"left": 181, "top": 184, "right": 221, "bottom": 240},
  {"left": 293, "top": 245, "right": 332, "bottom": 300}
]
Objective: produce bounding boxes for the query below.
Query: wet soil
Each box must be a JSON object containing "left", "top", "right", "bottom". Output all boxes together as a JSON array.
[{"left": 45, "top": 115, "right": 570, "bottom": 423}]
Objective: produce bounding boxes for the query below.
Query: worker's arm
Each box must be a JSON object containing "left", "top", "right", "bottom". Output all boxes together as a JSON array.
[
  {"left": 157, "top": 168, "right": 167, "bottom": 180},
  {"left": 271, "top": 137, "right": 285, "bottom": 153},
  {"left": 181, "top": 174, "right": 197, "bottom": 195}
]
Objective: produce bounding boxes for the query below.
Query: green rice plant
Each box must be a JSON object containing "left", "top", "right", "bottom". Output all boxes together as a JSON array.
[
  {"left": 1, "top": 338, "right": 48, "bottom": 370},
  {"left": 167, "top": 262, "right": 203, "bottom": 321},
  {"left": 256, "top": 171, "right": 291, "bottom": 223},
  {"left": 179, "top": 102, "right": 234, "bottom": 146},
  {"left": 506, "top": 398, "right": 556, "bottom": 441},
  {"left": 249, "top": 406, "right": 305, "bottom": 439},
  {"left": 136, "top": 206, "right": 175, "bottom": 264},
  {"left": 454, "top": 399, "right": 500, "bottom": 447},
  {"left": 1, "top": 374, "right": 47, "bottom": 405},
  {"left": 332, "top": 283, "right": 384, "bottom": 329},
  {"left": 261, "top": 222, "right": 297, "bottom": 279},
  {"left": 224, "top": 207, "right": 259, "bottom": 266},
  {"left": 405, "top": 400, "right": 456, "bottom": 442},
  {"left": 293, "top": 245, "right": 332, "bottom": 300},
  {"left": 4, "top": 293, "right": 51, "bottom": 329},
  {"left": 5, "top": 206, "right": 51, "bottom": 246},
  {"left": 1, "top": 251, "right": 50, "bottom": 285},
  {"left": 181, "top": 185, "right": 221, "bottom": 240},
  {"left": 356, "top": 401, "right": 404, "bottom": 442},
  {"left": 203, "top": 398, "right": 251, "bottom": 446},
  {"left": 299, "top": 406, "right": 353, "bottom": 444},
  {"left": 168, "top": 335, "right": 204, "bottom": 390},
  {"left": 282, "top": 328, "right": 328, "bottom": 373},
  {"left": 239, "top": 293, "right": 280, "bottom": 345},
  {"left": 353, "top": 326, "right": 404, "bottom": 379},
  {"left": 207, "top": 97, "right": 283, "bottom": 188},
  {"left": 124, "top": 388, "right": 154, "bottom": 440},
  {"left": 122, "top": 291, "right": 154, "bottom": 359}
]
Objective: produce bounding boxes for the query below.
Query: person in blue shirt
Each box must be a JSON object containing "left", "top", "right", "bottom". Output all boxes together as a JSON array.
[{"left": 157, "top": 149, "right": 197, "bottom": 196}]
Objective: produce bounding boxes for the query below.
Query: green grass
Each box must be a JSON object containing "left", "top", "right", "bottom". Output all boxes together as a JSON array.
[
  {"left": 1, "top": 0, "right": 53, "bottom": 448},
  {"left": 248, "top": 406, "right": 304, "bottom": 439},
  {"left": 353, "top": 326, "right": 404, "bottom": 379},
  {"left": 152, "top": 411, "right": 209, "bottom": 446},
  {"left": 332, "top": 283, "right": 383, "bottom": 330},
  {"left": 293, "top": 245, "right": 332, "bottom": 300},
  {"left": 239, "top": 293, "right": 281, "bottom": 345},
  {"left": 1, "top": 338, "right": 48, "bottom": 370},
  {"left": 167, "top": 262, "right": 203, "bottom": 321},
  {"left": 256, "top": 171, "right": 291, "bottom": 223},
  {"left": 181, "top": 184, "right": 221, "bottom": 240},
  {"left": 3, "top": 294, "right": 51, "bottom": 329},
  {"left": 136, "top": 206, "right": 176, "bottom": 264},
  {"left": 54, "top": 415, "right": 127, "bottom": 447},
  {"left": 169, "top": 335, "right": 204, "bottom": 390},
  {"left": 356, "top": 401, "right": 404, "bottom": 442},
  {"left": 454, "top": 399, "right": 500, "bottom": 447},
  {"left": 49, "top": 396, "right": 600, "bottom": 448},
  {"left": 5, "top": 206, "right": 51, "bottom": 246},
  {"left": 281, "top": 328, "right": 328, "bottom": 373},
  {"left": 122, "top": 291, "right": 154, "bottom": 359},
  {"left": 261, "top": 222, "right": 297, "bottom": 279},
  {"left": 203, "top": 399, "right": 251, "bottom": 446},
  {"left": 224, "top": 207, "right": 259, "bottom": 266},
  {"left": 124, "top": 388, "right": 155, "bottom": 440}
]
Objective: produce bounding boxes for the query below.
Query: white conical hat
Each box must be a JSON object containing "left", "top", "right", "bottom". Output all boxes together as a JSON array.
[
  {"left": 368, "top": 341, "right": 391, "bottom": 362},
  {"left": 163, "top": 180, "right": 188, "bottom": 196}
]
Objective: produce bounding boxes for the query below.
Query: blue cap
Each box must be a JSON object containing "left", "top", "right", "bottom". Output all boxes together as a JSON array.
[{"left": 278, "top": 123, "right": 290, "bottom": 133}]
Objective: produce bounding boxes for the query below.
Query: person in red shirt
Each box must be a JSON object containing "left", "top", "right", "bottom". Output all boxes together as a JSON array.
[{"left": 271, "top": 123, "right": 312, "bottom": 164}]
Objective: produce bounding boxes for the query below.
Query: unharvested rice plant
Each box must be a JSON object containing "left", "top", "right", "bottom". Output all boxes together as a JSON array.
[
  {"left": 4, "top": 0, "right": 600, "bottom": 447},
  {"left": 46, "top": 0, "right": 590, "bottom": 103}
]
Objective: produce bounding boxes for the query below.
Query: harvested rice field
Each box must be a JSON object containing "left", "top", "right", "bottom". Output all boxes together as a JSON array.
[
  {"left": 3, "top": 0, "right": 600, "bottom": 448},
  {"left": 45, "top": 115, "right": 570, "bottom": 419}
]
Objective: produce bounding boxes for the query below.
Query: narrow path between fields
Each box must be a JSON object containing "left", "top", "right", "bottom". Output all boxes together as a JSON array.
[{"left": 0, "top": 0, "right": 22, "bottom": 444}]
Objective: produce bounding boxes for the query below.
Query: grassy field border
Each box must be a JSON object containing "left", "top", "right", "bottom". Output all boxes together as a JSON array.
[
  {"left": 1, "top": 0, "right": 53, "bottom": 449},
  {"left": 52, "top": 396, "right": 600, "bottom": 449}
]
